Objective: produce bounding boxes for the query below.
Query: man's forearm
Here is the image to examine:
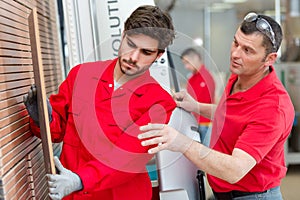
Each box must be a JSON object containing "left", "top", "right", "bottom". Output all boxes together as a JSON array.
[
  {"left": 183, "top": 140, "right": 255, "bottom": 184},
  {"left": 198, "top": 103, "right": 216, "bottom": 120}
]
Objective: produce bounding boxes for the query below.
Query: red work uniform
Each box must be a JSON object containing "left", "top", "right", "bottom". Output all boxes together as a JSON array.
[
  {"left": 186, "top": 65, "right": 215, "bottom": 125},
  {"left": 30, "top": 58, "right": 176, "bottom": 200},
  {"left": 208, "top": 66, "right": 294, "bottom": 192}
]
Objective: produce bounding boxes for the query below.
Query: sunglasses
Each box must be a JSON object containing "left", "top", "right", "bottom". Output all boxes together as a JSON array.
[{"left": 244, "top": 12, "right": 276, "bottom": 49}]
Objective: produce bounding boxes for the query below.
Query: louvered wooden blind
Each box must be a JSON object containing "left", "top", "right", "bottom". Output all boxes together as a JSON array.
[{"left": 0, "top": 0, "right": 63, "bottom": 199}]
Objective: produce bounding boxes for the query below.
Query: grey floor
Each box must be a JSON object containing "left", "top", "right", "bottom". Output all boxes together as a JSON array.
[{"left": 281, "top": 164, "right": 300, "bottom": 200}]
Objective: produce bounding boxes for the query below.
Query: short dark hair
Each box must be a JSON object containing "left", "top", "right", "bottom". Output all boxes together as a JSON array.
[
  {"left": 240, "top": 14, "right": 282, "bottom": 55},
  {"left": 180, "top": 48, "right": 202, "bottom": 60},
  {"left": 124, "top": 5, "right": 175, "bottom": 52}
]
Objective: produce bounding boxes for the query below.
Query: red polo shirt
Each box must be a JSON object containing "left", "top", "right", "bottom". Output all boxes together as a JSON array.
[
  {"left": 208, "top": 66, "right": 294, "bottom": 192},
  {"left": 30, "top": 58, "right": 176, "bottom": 199},
  {"left": 186, "top": 65, "right": 215, "bottom": 124}
]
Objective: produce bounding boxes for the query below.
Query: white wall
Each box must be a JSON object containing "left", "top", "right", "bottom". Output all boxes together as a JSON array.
[
  {"left": 169, "top": 7, "right": 238, "bottom": 74},
  {"left": 167, "top": 7, "right": 238, "bottom": 100}
]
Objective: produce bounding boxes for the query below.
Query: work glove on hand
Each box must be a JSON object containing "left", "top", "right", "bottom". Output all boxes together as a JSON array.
[
  {"left": 23, "top": 84, "right": 52, "bottom": 126},
  {"left": 47, "top": 156, "right": 83, "bottom": 200}
]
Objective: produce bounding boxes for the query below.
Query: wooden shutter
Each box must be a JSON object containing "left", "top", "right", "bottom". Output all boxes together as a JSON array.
[{"left": 0, "top": 0, "right": 63, "bottom": 199}]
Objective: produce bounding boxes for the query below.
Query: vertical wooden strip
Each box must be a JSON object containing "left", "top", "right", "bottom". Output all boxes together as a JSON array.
[{"left": 28, "top": 7, "right": 55, "bottom": 175}]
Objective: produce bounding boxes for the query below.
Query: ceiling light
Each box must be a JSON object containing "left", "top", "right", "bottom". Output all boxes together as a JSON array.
[
  {"left": 193, "top": 37, "right": 203, "bottom": 46},
  {"left": 223, "top": 0, "right": 247, "bottom": 3},
  {"left": 210, "top": 3, "right": 233, "bottom": 11}
]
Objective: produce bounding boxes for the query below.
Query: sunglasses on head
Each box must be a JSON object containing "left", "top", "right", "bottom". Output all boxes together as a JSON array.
[{"left": 244, "top": 12, "right": 276, "bottom": 49}]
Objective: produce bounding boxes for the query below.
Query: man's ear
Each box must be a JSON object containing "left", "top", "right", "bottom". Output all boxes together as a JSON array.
[{"left": 265, "top": 52, "right": 277, "bottom": 66}]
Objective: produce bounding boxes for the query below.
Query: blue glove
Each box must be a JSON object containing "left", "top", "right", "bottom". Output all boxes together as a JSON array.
[
  {"left": 47, "top": 156, "right": 83, "bottom": 200},
  {"left": 23, "top": 84, "right": 52, "bottom": 126}
]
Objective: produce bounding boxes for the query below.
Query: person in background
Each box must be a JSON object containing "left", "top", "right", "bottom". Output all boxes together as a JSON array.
[
  {"left": 138, "top": 12, "right": 294, "bottom": 200},
  {"left": 181, "top": 48, "right": 215, "bottom": 146},
  {"left": 24, "top": 5, "right": 176, "bottom": 200}
]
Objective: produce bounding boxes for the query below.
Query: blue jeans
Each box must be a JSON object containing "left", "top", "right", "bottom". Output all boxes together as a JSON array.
[
  {"left": 233, "top": 186, "right": 282, "bottom": 200},
  {"left": 198, "top": 125, "right": 212, "bottom": 147}
]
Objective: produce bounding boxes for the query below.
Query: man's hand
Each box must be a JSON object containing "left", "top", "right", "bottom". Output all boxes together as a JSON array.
[
  {"left": 173, "top": 91, "right": 198, "bottom": 113},
  {"left": 23, "top": 84, "right": 52, "bottom": 126},
  {"left": 47, "top": 156, "right": 83, "bottom": 200},
  {"left": 138, "top": 123, "right": 193, "bottom": 154}
]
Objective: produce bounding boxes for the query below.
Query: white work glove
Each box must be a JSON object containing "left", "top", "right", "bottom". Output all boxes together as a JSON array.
[{"left": 47, "top": 156, "right": 83, "bottom": 200}]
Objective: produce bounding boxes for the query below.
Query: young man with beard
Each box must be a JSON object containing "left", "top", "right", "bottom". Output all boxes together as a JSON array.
[{"left": 24, "top": 5, "right": 176, "bottom": 200}]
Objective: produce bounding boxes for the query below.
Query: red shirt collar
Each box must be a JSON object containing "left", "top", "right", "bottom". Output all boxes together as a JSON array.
[{"left": 226, "top": 66, "right": 276, "bottom": 100}]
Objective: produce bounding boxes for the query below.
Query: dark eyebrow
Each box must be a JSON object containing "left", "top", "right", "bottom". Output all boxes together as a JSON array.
[
  {"left": 126, "top": 37, "right": 136, "bottom": 47},
  {"left": 143, "top": 48, "right": 157, "bottom": 54},
  {"left": 233, "top": 36, "right": 255, "bottom": 52},
  {"left": 126, "top": 35, "right": 158, "bottom": 53}
]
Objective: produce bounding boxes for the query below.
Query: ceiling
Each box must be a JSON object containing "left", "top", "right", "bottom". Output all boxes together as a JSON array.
[{"left": 156, "top": 0, "right": 287, "bottom": 19}]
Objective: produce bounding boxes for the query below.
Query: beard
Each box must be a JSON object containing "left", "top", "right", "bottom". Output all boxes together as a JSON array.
[{"left": 118, "top": 57, "right": 150, "bottom": 77}]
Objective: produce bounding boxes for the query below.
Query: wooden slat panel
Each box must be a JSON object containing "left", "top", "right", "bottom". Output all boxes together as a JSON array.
[
  {"left": 13, "top": 0, "right": 36, "bottom": 10},
  {"left": 0, "top": 157, "right": 27, "bottom": 189},
  {"left": 40, "top": 40, "right": 59, "bottom": 50},
  {"left": 33, "top": 180, "right": 48, "bottom": 200},
  {"left": 27, "top": 150, "right": 48, "bottom": 199},
  {"left": 40, "top": 37, "right": 59, "bottom": 46},
  {"left": 0, "top": 131, "right": 32, "bottom": 156},
  {"left": 0, "top": 124, "right": 29, "bottom": 149},
  {"left": 0, "top": 79, "right": 32, "bottom": 92},
  {"left": 0, "top": 24, "right": 29, "bottom": 40},
  {"left": 0, "top": 8, "right": 28, "bottom": 28},
  {"left": 44, "top": 67, "right": 61, "bottom": 74},
  {"left": 0, "top": 104, "right": 27, "bottom": 123},
  {"left": 0, "top": 0, "right": 63, "bottom": 199},
  {"left": 0, "top": 65, "right": 33, "bottom": 73},
  {"left": 0, "top": 32, "right": 30, "bottom": 46},
  {"left": 44, "top": 76, "right": 61, "bottom": 85},
  {"left": 0, "top": 87, "right": 30, "bottom": 103},
  {"left": 0, "top": 72, "right": 33, "bottom": 82},
  {"left": 0, "top": 41, "right": 31, "bottom": 51},
  {"left": 0, "top": 15, "right": 28, "bottom": 35},
  {"left": 30, "top": 159, "right": 45, "bottom": 179},
  {"left": 0, "top": 49, "right": 31, "bottom": 59},
  {"left": 12, "top": 185, "right": 31, "bottom": 200},
  {"left": 6, "top": 174, "right": 29, "bottom": 200},
  {"left": 0, "top": 0, "right": 31, "bottom": 16},
  {"left": 28, "top": 165, "right": 45, "bottom": 189},
  {"left": 0, "top": 109, "right": 28, "bottom": 129},
  {"left": 37, "top": 0, "right": 53, "bottom": 20},
  {"left": 0, "top": 0, "right": 28, "bottom": 19},
  {"left": 18, "top": 189, "right": 31, "bottom": 200},
  {"left": 39, "top": 28, "right": 59, "bottom": 41},
  {"left": 40, "top": 53, "right": 59, "bottom": 60},
  {"left": 0, "top": 159, "right": 27, "bottom": 195},
  {"left": 0, "top": 94, "right": 24, "bottom": 110},
  {"left": 0, "top": 116, "right": 28, "bottom": 141},
  {"left": 0, "top": 57, "right": 32, "bottom": 65},
  {"left": 0, "top": 137, "right": 39, "bottom": 176},
  {"left": 1, "top": 134, "right": 36, "bottom": 166},
  {"left": 27, "top": 147, "right": 43, "bottom": 164},
  {"left": 38, "top": 17, "right": 59, "bottom": 33}
]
